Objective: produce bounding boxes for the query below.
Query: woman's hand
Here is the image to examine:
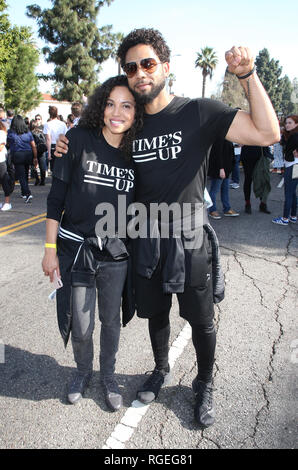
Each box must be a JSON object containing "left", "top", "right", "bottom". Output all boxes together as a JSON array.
[{"left": 42, "top": 250, "right": 60, "bottom": 283}]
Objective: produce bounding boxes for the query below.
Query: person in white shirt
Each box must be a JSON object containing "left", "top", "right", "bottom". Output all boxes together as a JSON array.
[
  {"left": 43, "top": 106, "right": 67, "bottom": 172},
  {"left": 0, "top": 121, "right": 12, "bottom": 211}
]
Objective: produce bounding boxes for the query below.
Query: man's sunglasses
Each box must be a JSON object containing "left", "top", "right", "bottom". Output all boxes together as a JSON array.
[{"left": 122, "top": 58, "right": 162, "bottom": 78}]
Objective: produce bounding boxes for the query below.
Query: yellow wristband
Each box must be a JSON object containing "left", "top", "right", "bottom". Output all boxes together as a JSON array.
[{"left": 45, "top": 243, "right": 57, "bottom": 249}]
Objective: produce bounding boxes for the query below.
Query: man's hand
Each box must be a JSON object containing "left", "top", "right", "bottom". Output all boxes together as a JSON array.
[
  {"left": 225, "top": 46, "right": 255, "bottom": 77},
  {"left": 54, "top": 134, "right": 69, "bottom": 157},
  {"left": 219, "top": 168, "right": 225, "bottom": 179}
]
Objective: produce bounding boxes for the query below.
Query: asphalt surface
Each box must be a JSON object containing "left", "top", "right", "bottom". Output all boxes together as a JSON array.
[{"left": 0, "top": 169, "right": 297, "bottom": 451}]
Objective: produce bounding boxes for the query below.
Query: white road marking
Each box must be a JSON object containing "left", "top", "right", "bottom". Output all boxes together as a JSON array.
[{"left": 102, "top": 322, "right": 192, "bottom": 449}]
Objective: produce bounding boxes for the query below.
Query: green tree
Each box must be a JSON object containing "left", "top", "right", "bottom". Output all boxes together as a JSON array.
[
  {"left": 279, "top": 75, "right": 295, "bottom": 116},
  {"left": 195, "top": 47, "right": 218, "bottom": 98},
  {"left": 0, "top": 0, "right": 28, "bottom": 82},
  {"left": 27, "top": 0, "right": 121, "bottom": 101},
  {"left": 4, "top": 34, "right": 41, "bottom": 113},
  {"left": 255, "top": 48, "right": 283, "bottom": 112},
  {"left": 0, "top": 0, "right": 41, "bottom": 112},
  {"left": 221, "top": 67, "right": 249, "bottom": 111},
  {"left": 168, "top": 73, "right": 176, "bottom": 94}
]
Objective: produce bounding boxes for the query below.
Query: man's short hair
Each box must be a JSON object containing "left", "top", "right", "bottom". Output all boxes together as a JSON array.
[
  {"left": 49, "top": 106, "right": 58, "bottom": 119},
  {"left": 117, "top": 28, "right": 171, "bottom": 68},
  {"left": 71, "top": 101, "right": 82, "bottom": 117}
]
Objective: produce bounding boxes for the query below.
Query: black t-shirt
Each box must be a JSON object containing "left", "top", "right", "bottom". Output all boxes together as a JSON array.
[
  {"left": 53, "top": 127, "right": 135, "bottom": 238},
  {"left": 132, "top": 96, "right": 237, "bottom": 208}
]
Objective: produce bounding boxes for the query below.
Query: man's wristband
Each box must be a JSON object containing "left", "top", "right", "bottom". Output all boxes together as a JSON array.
[
  {"left": 237, "top": 65, "right": 256, "bottom": 80},
  {"left": 45, "top": 243, "right": 57, "bottom": 249}
]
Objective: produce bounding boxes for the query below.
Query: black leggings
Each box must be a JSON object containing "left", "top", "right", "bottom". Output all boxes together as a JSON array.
[
  {"left": 148, "top": 309, "right": 216, "bottom": 383},
  {"left": 0, "top": 161, "right": 11, "bottom": 197}
]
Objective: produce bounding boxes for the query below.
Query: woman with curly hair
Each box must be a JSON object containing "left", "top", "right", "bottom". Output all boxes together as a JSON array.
[
  {"left": 42, "top": 75, "right": 143, "bottom": 411},
  {"left": 272, "top": 114, "right": 298, "bottom": 225}
]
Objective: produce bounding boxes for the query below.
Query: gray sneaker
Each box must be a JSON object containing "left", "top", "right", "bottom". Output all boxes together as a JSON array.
[{"left": 67, "top": 371, "right": 92, "bottom": 404}]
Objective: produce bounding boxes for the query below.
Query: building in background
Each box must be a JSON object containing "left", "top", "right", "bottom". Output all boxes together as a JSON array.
[{"left": 27, "top": 94, "right": 72, "bottom": 122}]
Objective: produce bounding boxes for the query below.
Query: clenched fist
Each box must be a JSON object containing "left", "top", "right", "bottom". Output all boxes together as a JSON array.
[{"left": 225, "top": 46, "right": 255, "bottom": 77}]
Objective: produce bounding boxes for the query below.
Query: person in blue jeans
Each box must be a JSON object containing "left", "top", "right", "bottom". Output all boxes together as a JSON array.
[
  {"left": 272, "top": 115, "right": 298, "bottom": 225},
  {"left": 230, "top": 143, "right": 242, "bottom": 188},
  {"left": 7, "top": 115, "right": 38, "bottom": 202},
  {"left": 208, "top": 137, "right": 240, "bottom": 219}
]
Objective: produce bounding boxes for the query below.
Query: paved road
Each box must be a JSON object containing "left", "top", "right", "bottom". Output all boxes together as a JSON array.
[{"left": 0, "top": 171, "right": 297, "bottom": 451}]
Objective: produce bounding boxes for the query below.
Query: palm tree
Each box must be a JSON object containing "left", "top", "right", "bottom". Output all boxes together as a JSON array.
[
  {"left": 168, "top": 73, "right": 176, "bottom": 94},
  {"left": 195, "top": 47, "right": 218, "bottom": 98}
]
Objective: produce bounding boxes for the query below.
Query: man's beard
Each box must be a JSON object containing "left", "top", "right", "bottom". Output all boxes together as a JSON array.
[{"left": 132, "top": 78, "right": 166, "bottom": 105}]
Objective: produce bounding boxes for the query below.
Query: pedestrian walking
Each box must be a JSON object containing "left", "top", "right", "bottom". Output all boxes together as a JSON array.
[
  {"left": 242, "top": 145, "right": 272, "bottom": 214},
  {"left": 7, "top": 115, "right": 37, "bottom": 203},
  {"left": 208, "top": 137, "right": 239, "bottom": 219},
  {"left": 272, "top": 114, "right": 298, "bottom": 225},
  {"left": 0, "top": 121, "right": 12, "bottom": 211}
]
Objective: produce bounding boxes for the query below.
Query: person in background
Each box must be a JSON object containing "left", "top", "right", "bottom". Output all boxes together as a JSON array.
[
  {"left": 0, "top": 121, "right": 12, "bottom": 211},
  {"left": 35, "top": 114, "right": 44, "bottom": 131},
  {"left": 66, "top": 114, "right": 75, "bottom": 130},
  {"left": 208, "top": 137, "right": 240, "bottom": 219},
  {"left": 6, "top": 110, "right": 14, "bottom": 128},
  {"left": 30, "top": 120, "right": 47, "bottom": 186},
  {"left": 7, "top": 115, "right": 37, "bottom": 203},
  {"left": 0, "top": 108, "right": 9, "bottom": 130},
  {"left": 272, "top": 114, "right": 298, "bottom": 225},
  {"left": 71, "top": 101, "right": 83, "bottom": 126},
  {"left": 230, "top": 142, "right": 242, "bottom": 189},
  {"left": 242, "top": 145, "right": 272, "bottom": 214},
  {"left": 43, "top": 106, "right": 67, "bottom": 172}
]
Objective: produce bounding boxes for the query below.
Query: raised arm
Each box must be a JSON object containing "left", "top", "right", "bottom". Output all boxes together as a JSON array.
[{"left": 225, "top": 46, "right": 280, "bottom": 146}]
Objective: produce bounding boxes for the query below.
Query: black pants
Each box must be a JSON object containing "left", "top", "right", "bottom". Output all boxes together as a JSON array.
[
  {"left": 12, "top": 151, "right": 32, "bottom": 197},
  {"left": 0, "top": 161, "right": 11, "bottom": 197},
  {"left": 242, "top": 153, "right": 265, "bottom": 203},
  {"left": 149, "top": 309, "right": 216, "bottom": 383}
]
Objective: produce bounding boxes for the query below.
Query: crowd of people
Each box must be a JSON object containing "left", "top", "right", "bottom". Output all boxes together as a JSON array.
[
  {"left": 0, "top": 101, "right": 83, "bottom": 211},
  {"left": 206, "top": 116, "right": 298, "bottom": 225}
]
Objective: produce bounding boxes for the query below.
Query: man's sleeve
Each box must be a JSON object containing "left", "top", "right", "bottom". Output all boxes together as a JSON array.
[
  {"left": 198, "top": 98, "right": 238, "bottom": 143},
  {"left": 52, "top": 129, "right": 76, "bottom": 184}
]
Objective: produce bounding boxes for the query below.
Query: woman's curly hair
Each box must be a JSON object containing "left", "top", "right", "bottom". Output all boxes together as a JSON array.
[
  {"left": 78, "top": 75, "right": 143, "bottom": 160},
  {"left": 117, "top": 28, "right": 171, "bottom": 68}
]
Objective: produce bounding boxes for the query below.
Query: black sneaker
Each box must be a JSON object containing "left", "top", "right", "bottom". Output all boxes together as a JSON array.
[
  {"left": 192, "top": 377, "right": 215, "bottom": 428},
  {"left": 67, "top": 371, "right": 92, "bottom": 405},
  {"left": 101, "top": 376, "right": 123, "bottom": 412},
  {"left": 25, "top": 194, "right": 33, "bottom": 204},
  {"left": 137, "top": 366, "right": 171, "bottom": 404},
  {"left": 245, "top": 204, "right": 252, "bottom": 214}
]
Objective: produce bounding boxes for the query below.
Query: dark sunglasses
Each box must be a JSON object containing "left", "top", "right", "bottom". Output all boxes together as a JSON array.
[{"left": 123, "top": 58, "right": 162, "bottom": 78}]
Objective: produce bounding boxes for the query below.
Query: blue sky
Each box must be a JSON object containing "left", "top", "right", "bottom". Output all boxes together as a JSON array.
[{"left": 7, "top": 0, "right": 297, "bottom": 98}]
